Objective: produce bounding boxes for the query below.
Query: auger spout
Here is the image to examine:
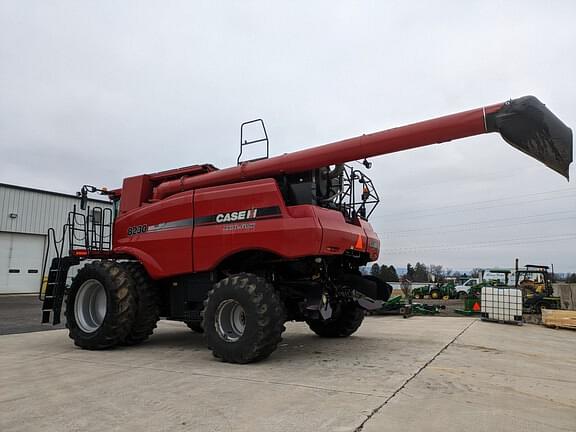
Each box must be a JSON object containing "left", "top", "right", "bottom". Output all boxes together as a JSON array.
[{"left": 153, "top": 96, "right": 572, "bottom": 200}]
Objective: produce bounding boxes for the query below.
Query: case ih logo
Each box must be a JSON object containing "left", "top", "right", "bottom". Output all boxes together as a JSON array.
[
  {"left": 195, "top": 206, "right": 281, "bottom": 227},
  {"left": 132, "top": 206, "right": 281, "bottom": 235},
  {"left": 216, "top": 208, "right": 258, "bottom": 224}
]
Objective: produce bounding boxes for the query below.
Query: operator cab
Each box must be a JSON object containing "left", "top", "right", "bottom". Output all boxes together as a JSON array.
[
  {"left": 277, "top": 165, "right": 379, "bottom": 222},
  {"left": 238, "top": 119, "right": 380, "bottom": 222}
]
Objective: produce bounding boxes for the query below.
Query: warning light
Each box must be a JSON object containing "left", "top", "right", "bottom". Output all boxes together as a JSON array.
[{"left": 362, "top": 184, "right": 370, "bottom": 201}]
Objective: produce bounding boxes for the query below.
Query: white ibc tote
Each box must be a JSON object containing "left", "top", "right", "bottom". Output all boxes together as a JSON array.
[{"left": 481, "top": 287, "right": 523, "bottom": 325}]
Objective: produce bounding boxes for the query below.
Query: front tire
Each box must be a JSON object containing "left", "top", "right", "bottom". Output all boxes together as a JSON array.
[
  {"left": 306, "top": 303, "right": 365, "bottom": 338},
  {"left": 202, "top": 273, "right": 286, "bottom": 364},
  {"left": 66, "top": 261, "right": 136, "bottom": 350}
]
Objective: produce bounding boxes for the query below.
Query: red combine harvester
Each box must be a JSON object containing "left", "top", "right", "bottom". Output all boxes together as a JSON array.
[{"left": 40, "top": 96, "right": 572, "bottom": 363}]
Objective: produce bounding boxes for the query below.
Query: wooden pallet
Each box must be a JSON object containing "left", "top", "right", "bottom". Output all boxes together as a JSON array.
[{"left": 542, "top": 309, "right": 576, "bottom": 330}]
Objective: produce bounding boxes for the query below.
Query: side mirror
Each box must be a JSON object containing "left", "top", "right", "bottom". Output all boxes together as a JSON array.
[
  {"left": 79, "top": 185, "right": 98, "bottom": 210},
  {"left": 80, "top": 188, "right": 88, "bottom": 210}
]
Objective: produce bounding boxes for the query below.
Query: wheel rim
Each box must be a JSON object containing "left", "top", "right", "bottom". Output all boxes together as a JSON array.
[
  {"left": 74, "top": 279, "right": 107, "bottom": 333},
  {"left": 215, "top": 299, "right": 246, "bottom": 342}
]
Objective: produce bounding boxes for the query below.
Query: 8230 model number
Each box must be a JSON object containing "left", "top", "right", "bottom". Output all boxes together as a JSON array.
[{"left": 127, "top": 224, "right": 148, "bottom": 236}]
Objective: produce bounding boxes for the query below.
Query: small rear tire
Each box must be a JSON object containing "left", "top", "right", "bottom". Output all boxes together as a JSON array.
[
  {"left": 202, "top": 273, "right": 286, "bottom": 364},
  {"left": 66, "top": 261, "right": 136, "bottom": 350},
  {"left": 306, "top": 303, "right": 365, "bottom": 338}
]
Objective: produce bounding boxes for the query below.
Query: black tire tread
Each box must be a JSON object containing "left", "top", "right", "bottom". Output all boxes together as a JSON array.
[
  {"left": 65, "top": 260, "right": 136, "bottom": 350},
  {"left": 120, "top": 262, "right": 160, "bottom": 345},
  {"left": 202, "top": 273, "right": 286, "bottom": 364},
  {"left": 306, "top": 304, "right": 365, "bottom": 338}
]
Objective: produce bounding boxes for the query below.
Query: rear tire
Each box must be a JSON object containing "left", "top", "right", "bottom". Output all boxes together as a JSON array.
[
  {"left": 202, "top": 273, "right": 286, "bottom": 364},
  {"left": 306, "top": 303, "right": 365, "bottom": 338},
  {"left": 120, "top": 262, "right": 160, "bottom": 346},
  {"left": 430, "top": 289, "right": 441, "bottom": 300},
  {"left": 66, "top": 261, "right": 136, "bottom": 350}
]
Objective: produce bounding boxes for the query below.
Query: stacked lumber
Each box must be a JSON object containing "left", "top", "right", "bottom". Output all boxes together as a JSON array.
[{"left": 542, "top": 309, "right": 576, "bottom": 330}]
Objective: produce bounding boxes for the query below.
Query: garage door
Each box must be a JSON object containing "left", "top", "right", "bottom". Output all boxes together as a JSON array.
[{"left": 0, "top": 232, "right": 46, "bottom": 294}]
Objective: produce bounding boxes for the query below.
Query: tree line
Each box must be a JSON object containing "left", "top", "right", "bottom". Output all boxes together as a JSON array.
[
  {"left": 369, "top": 263, "right": 576, "bottom": 283},
  {"left": 369, "top": 262, "right": 475, "bottom": 283},
  {"left": 370, "top": 263, "right": 400, "bottom": 282}
]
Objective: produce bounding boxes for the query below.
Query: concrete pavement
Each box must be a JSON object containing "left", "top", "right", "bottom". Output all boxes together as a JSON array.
[
  {"left": 0, "top": 295, "right": 65, "bottom": 335},
  {"left": 0, "top": 316, "right": 574, "bottom": 432}
]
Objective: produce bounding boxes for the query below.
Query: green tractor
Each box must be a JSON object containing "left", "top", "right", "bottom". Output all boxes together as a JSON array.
[{"left": 412, "top": 281, "right": 456, "bottom": 300}]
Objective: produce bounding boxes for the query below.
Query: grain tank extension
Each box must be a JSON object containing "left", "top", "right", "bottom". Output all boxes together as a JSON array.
[{"left": 40, "top": 96, "right": 572, "bottom": 363}]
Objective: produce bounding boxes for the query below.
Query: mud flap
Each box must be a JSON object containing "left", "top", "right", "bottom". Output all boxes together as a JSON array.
[{"left": 486, "top": 96, "right": 572, "bottom": 179}]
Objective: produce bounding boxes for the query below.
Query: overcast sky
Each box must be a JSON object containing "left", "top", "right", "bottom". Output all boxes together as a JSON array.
[{"left": 1, "top": 1, "right": 574, "bottom": 272}]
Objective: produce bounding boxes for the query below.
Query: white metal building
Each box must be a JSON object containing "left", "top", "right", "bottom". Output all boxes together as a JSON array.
[{"left": 0, "top": 183, "right": 113, "bottom": 294}]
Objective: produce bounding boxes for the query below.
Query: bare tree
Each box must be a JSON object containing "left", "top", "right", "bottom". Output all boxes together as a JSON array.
[
  {"left": 429, "top": 264, "right": 444, "bottom": 282},
  {"left": 470, "top": 268, "right": 483, "bottom": 278}
]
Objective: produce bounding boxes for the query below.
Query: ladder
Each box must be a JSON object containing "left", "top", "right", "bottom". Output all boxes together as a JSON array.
[
  {"left": 39, "top": 205, "right": 112, "bottom": 325},
  {"left": 41, "top": 256, "right": 79, "bottom": 324}
]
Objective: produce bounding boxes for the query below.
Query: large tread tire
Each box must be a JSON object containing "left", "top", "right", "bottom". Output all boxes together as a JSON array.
[
  {"left": 202, "top": 273, "right": 286, "bottom": 364},
  {"left": 306, "top": 303, "right": 365, "bottom": 338},
  {"left": 65, "top": 261, "right": 136, "bottom": 350},
  {"left": 430, "top": 289, "right": 441, "bottom": 300},
  {"left": 120, "top": 262, "right": 160, "bottom": 346}
]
